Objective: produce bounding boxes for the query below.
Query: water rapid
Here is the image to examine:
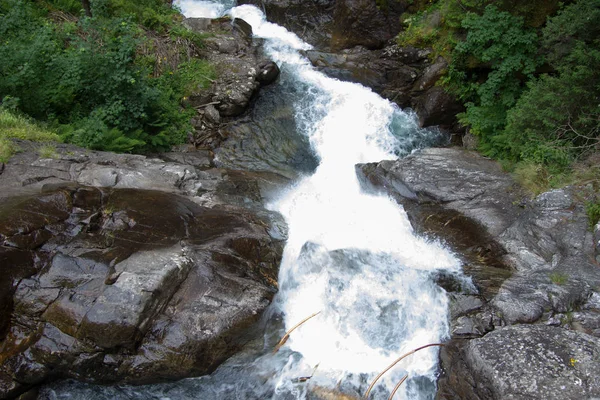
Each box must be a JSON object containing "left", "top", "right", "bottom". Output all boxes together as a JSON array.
[
  {"left": 41, "top": 3, "right": 464, "bottom": 399},
  {"left": 228, "top": 5, "right": 461, "bottom": 399}
]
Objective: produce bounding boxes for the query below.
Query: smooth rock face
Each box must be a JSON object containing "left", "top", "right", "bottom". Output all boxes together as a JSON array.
[
  {"left": 0, "top": 144, "right": 287, "bottom": 398},
  {"left": 331, "top": 0, "right": 405, "bottom": 50},
  {"left": 356, "top": 147, "right": 600, "bottom": 399}
]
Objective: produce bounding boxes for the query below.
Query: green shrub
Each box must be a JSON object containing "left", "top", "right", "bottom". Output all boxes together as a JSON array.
[
  {"left": 549, "top": 272, "right": 569, "bottom": 285},
  {"left": 445, "top": 5, "right": 541, "bottom": 155},
  {"left": 0, "top": 0, "right": 213, "bottom": 153},
  {"left": 38, "top": 144, "right": 59, "bottom": 159},
  {"left": 0, "top": 108, "right": 60, "bottom": 162},
  {"left": 0, "top": 108, "right": 60, "bottom": 142},
  {"left": 586, "top": 202, "right": 600, "bottom": 229},
  {"left": 502, "top": 0, "right": 600, "bottom": 168}
]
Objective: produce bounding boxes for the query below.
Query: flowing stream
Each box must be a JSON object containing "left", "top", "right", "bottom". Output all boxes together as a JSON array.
[{"left": 41, "top": 2, "right": 464, "bottom": 399}]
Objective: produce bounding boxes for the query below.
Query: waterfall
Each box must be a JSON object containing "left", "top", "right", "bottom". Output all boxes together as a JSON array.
[
  {"left": 41, "top": 3, "right": 464, "bottom": 400},
  {"left": 226, "top": 5, "right": 461, "bottom": 399}
]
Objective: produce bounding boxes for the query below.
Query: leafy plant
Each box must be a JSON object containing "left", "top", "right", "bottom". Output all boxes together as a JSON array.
[
  {"left": 446, "top": 5, "right": 541, "bottom": 154},
  {"left": 0, "top": 0, "right": 213, "bottom": 153},
  {"left": 38, "top": 144, "right": 59, "bottom": 159}
]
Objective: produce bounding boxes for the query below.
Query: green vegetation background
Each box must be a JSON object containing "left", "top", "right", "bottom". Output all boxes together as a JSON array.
[
  {"left": 396, "top": 0, "right": 599, "bottom": 223},
  {"left": 0, "top": 0, "right": 214, "bottom": 154}
]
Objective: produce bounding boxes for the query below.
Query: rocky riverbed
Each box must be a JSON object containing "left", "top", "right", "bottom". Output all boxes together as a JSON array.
[
  {"left": 358, "top": 148, "right": 600, "bottom": 399},
  {"left": 2, "top": 2, "right": 600, "bottom": 399}
]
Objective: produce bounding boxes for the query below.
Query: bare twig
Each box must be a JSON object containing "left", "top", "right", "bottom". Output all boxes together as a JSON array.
[
  {"left": 387, "top": 374, "right": 409, "bottom": 400},
  {"left": 194, "top": 101, "right": 221, "bottom": 109},
  {"left": 363, "top": 343, "right": 444, "bottom": 398},
  {"left": 273, "top": 311, "right": 321, "bottom": 353}
]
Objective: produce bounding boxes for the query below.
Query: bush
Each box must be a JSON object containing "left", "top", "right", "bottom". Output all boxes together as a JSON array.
[
  {"left": 445, "top": 5, "right": 541, "bottom": 156},
  {"left": 0, "top": 0, "right": 213, "bottom": 153},
  {"left": 586, "top": 202, "right": 600, "bottom": 229},
  {"left": 502, "top": 0, "right": 600, "bottom": 168},
  {"left": 0, "top": 107, "right": 60, "bottom": 162}
]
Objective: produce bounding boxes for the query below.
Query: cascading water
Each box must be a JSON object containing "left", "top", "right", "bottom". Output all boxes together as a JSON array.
[
  {"left": 228, "top": 5, "right": 461, "bottom": 399},
  {"left": 41, "top": 3, "right": 464, "bottom": 399}
]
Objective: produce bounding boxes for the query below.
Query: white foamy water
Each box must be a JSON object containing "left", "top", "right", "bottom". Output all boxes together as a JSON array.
[
  {"left": 175, "top": 0, "right": 234, "bottom": 18},
  {"left": 229, "top": 5, "right": 461, "bottom": 399}
]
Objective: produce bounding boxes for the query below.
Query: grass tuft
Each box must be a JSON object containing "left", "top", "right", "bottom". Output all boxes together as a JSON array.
[
  {"left": 0, "top": 109, "right": 60, "bottom": 162},
  {"left": 549, "top": 272, "right": 568, "bottom": 285}
]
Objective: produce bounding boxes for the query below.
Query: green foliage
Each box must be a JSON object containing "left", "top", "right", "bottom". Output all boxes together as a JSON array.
[
  {"left": 586, "top": 202, "right": 600, "bottom": 229},
  {"left": 446, "top": 5, "right": 541, "bottom": 155},
  {"left": 502, "top": 0, "right": 600, "bottom": 169},
  {"left": 0, "top": 108, "right": 60, "bottom": 142},
  {"left": 38, "top": 144, "right": 59, "bottom": 159},
  {"left": 0, "top": 0, "right": 213, "bottom": 153},
  {"left": 512, "top": 162, "right": 552, "bottom": 196},
  {"left": 0, "top": 107, "right": 60, "bottom": 162},
  {"left": 396, "top": 0, "right": 598, "bottom": 194},
  {"left": 0, "top": 138, "right": 15, "bottom": 162},
  {"left": 549, "top": 272, "right": 569, "bottom": 285}
]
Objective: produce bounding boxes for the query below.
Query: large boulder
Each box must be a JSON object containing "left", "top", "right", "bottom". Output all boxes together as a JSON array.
[
  {"left": 357, "top": 147, "right": 600, "bottom": 399},
  {"left": 0, "top": 142, "right": 288, "bottom": 398},
  {"left": 331, "top": 0, "right": 406, "bottom": 50},
  {"left": 440, "top": 325, "right": 600, "bottom": 399}
]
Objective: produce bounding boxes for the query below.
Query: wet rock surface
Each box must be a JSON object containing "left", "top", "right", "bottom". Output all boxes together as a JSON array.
[
  {"left": 357, "top": 147, "right": 600, "bottom": 399},
  {"left": 0, "top": 143, "right": 287, "bottom": 398}
]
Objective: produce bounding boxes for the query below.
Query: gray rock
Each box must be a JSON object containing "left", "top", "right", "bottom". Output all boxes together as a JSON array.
[
  {"left": 465, "top": 325, "right": 600, "bottom": 399},
  {"left": 0, "top": 144, "right": 288, "bottom": 397},
  {"left": 413, "top": 57, "right": 448, "bottom": 92},
  {"left": 181, "top": 16, "right": 281, "bottom": 148},
  {"left": 413, "top": 86, "right": 464, "bottom": 129}
]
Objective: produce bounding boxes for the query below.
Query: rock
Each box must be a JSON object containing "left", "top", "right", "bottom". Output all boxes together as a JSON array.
[
  {"left": 358, "top": 148, "right": 521, "bottom": 236},
  {"left": 257, "top": 61, "right": 280, "bottom": 85},
  {"left": 304, "top": 45, "right": 436, "bottom": 110},
  {"left": 413, "top": 86, "right": 464, "bottom": 128},
  {"left": 448, "top": 325, "right": 600, "bottom": 399},
  {"left": 214, "top": 82, "right": 319, "bottom": 178},
  {"left": 303, "top": 45, "right": 460, "bottom": 130},
  {"left": 413, "top": 57, "right": 447, "bottom": 92},
  {"left": 0, "top": 143, "right": 288, "bottom": 398},
  {"left": 159, "top": 149, "right": 213, "bottom": 169},
  {"left": 181, "top": 16, "right": 281, "bottom": 148},
  {"left": 331, "top": 0, "right": 405, "bottom": 50}
]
